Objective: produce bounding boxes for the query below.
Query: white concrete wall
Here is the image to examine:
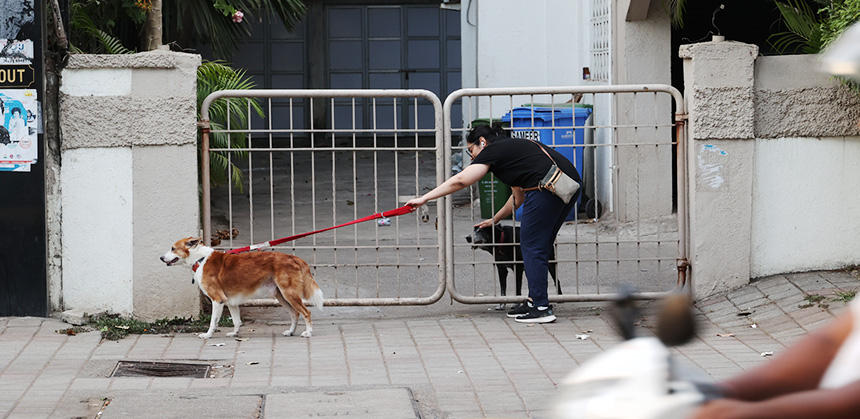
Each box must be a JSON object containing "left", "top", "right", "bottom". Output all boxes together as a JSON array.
[
  {"left": 472, "top": 0, "right": 592, "bottom": 115},
  {"left": 463, "top": 0, "right": 672, "bottom": 220},
  {"left": 612, "top": 0, "right": 673, "bottom": 221},
  {"left": 58, "top": 51, "right": 201, "bottom": 320},
  {"left": 682, "top": 44, "right": 860, "bottom": 298},
  {"left": 749, "top": 55, "right": 860, "bottom": 278},
  {"left": 751, "top": 137, "right": 860, "bottom": 277},
  {"left": 61, "top": 148, "right": 134, "bottom": 313}
]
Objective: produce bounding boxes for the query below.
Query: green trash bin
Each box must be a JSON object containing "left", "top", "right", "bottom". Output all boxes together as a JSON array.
[
  {"left": 470, "top": 118, "right": 512, "bottom": 219},
  {"left": 478, "top": 173, "right": 511, "bottom": 220}
]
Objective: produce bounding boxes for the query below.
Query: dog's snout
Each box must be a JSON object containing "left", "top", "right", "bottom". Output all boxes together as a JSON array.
[{"left": 465, "top": 236, "right": 472, "bottom": 243}]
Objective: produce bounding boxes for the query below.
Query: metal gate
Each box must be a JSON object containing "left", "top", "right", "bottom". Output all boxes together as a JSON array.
[
  {"left": 199, "top": 85, "right": 689, "bottom": 307},
  {"left": 199, "top": 89, "right": 446, "bottom": 306},
  {"left": 443, "top": 85, "right": 688, "bottom": 304}
]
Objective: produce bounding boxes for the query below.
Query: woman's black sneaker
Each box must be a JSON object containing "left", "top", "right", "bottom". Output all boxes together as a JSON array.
[
  {"left": 506, "top": 301, "right": 532, "bottom": 318},
  {"left": 514, "top": 305, "right": 556, "bottom": 323}
]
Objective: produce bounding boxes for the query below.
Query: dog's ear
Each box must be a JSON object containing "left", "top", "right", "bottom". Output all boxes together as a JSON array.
[{"left": 186, "top": 237, "right": 202, "bottom": 248}]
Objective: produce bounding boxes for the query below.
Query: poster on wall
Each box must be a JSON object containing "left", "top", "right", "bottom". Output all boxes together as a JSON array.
[
  {"left": 0, "top": 39, "right": 33, "bottom": 65},
  {"left": 0, "top": 89, "right": 37, "bottom": 172}
]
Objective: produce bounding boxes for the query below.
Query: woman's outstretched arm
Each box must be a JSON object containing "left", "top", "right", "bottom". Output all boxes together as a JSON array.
[{"left": 407, "top": 164, "right": 489, "bottom": 207}]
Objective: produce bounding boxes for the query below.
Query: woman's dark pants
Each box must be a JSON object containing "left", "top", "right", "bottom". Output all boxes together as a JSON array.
[{"left": 519, "top": 189, "right": 579, "bottom": 307}]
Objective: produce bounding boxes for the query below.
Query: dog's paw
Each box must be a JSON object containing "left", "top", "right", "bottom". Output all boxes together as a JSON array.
[
  {"left": 226, "top": 331, "right": 239, "bottom": 337},
  {"left": 300, "top": 330, "right": 312, "bottom": 338},
  {"left": 198, "top": 333, "right": 213, "bottom": 339},
  {"left": 282, "top": 330, "right": 294, "bottom": 337}
]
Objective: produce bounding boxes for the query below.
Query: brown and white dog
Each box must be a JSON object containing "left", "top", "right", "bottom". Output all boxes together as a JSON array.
[{"left": 160, "top": 237, "right": 324, "bottom": 339}]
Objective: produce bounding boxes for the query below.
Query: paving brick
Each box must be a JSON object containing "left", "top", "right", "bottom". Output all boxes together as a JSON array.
[
  {"left": 68, "top": 378, "right": 111, "bottom": 392},
  {"left": 434, "top": 391, "right": 481, "bottom": 412},
  {"left": 1, "top": 272, "right": 853, "bottom": 419},
  {"left": 109, "top": 377, "right": 152, "bottom": 390},
  {"left": 6, "top": 317, "right": 44, "bottom": 327},
  {"left": 148, "top": 377, "right": 192, "bottom": 390},
  {"left": 189, "top": 378, "right": 231, "bottom": 389},
  {"left": 91, "top": 335, "right": 139, "bottom": 359}
]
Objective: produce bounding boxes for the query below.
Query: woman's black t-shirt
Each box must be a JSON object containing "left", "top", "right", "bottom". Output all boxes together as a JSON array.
[{"left": 469, "top": 137, "right": 582, "bottom": 188}]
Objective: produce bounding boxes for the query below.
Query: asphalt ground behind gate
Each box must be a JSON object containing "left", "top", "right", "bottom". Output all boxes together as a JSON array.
[{"left": 209, "top": 146, "right": 682, "bottom": 312}]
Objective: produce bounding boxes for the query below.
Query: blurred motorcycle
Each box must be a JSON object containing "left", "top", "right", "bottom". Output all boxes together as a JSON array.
[{"left": 551, "top": 289, "right": 721, "bottom": 419}]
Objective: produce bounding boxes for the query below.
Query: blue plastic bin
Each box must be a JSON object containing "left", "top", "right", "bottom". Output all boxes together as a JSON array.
[{"left": 501, "top": 106, "right": 593, "bottom": 221}]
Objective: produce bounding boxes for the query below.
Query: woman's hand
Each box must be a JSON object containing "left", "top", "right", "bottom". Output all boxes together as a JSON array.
[
  {"left": 474, "top": 219, "right": 494, "bottom": 229},
  {"left": 406, "top": 196, "right": 428, "bottom": 208}
]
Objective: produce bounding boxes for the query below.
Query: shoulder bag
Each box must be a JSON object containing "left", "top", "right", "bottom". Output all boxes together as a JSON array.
[{"left": 523, "top": 140, "right": 580, "bottom": 204}]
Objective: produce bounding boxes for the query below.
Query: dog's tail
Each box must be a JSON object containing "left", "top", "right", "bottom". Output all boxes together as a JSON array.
[{"left": 306, "top": 287, "right": 324, "bottom": 311}]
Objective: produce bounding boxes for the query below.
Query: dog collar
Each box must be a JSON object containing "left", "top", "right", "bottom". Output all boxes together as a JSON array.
[{"left": 191, "top": 256, "right": 206, "bottom": 283}]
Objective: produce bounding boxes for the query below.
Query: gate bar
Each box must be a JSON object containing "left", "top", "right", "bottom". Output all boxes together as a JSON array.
[
  {"left": 442, "top": 84, "right": 688, "bottom": 304},
  {"left": 199, "top": 89, "right": 447, "bottom": 306}
]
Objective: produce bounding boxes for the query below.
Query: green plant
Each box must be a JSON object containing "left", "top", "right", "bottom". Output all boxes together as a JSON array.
[
  {"left": 164, "top": 0, "right": 305, "bottom": 57},
  {"left": 819, "top": 0, "right": 860, "bottom": 92},
  {"left": 820, "top": 0, "right": 860, "bottom": 47},
  {"left": 55, "top": 326, "right": 91, "bottom": 336},
  {"left": 91, "top": 313, "right": 233, "bottom": 340},
  {"left": 832, "top": 289, "right": 857, "bottom": 303},
  {"left": 70, "top": 1, "right": 138, "bottom": 53},
  {"left": 769, "top": 0, "right": 826, "bottom": 54},
  {"left": 197, "top": 60, "right": 265, "bottom": 192},
  {"left": 665, "top": 0, "right": 687, "bottom": 28},
  {"left": 799, "top": 292, "right": 829, "bottom": 309},
  {"left": 70, "top": 1, "right": 306, "bottom": 58}
]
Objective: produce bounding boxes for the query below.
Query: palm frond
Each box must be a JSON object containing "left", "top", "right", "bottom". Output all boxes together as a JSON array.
[
  {"left": 94, "top": 27, "right": 135, "bottom": 54},
  {"left": 70, "top": 2, "right": 134, "bottom": 54},
  {"left": 769, "top": 0, "right": 823, "bottom": 54},
  {"left": 165, "top": 0, "right": 306, "bottom": 58},
  {"left": 197, "top": 60, "right": 268, "bottom": 193},
  {"left": 665, "top": 0, "right": 687, "bottom": 28},
  {"left": 208, "top": 152, "right": 246, "bottom": 192}
]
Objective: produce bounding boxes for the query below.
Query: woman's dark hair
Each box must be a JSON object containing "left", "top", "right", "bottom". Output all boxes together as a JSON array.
[{"left": 467, "top": 122, "right": 507, "bottom": 145}]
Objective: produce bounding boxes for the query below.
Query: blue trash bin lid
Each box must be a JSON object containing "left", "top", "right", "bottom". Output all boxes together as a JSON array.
[{"left": 501, "top": 106, "right": 591, "bottom": 123}]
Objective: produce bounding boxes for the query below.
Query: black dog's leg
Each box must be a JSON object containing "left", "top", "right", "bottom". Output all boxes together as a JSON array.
[
  {"left": 496, "top": 264, "right": 508, "bottom": 297},
  {"left": 495, "top": 264, "right": 508, "bottom": 310},
  {"left": 514, "top": 263, "right": 524, "bottom": 297},
  {"left": 549, "top": 248, "right": 562, "bottom": 294}
]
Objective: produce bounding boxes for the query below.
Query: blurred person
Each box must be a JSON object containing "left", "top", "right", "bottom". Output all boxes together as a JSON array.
[{"left": 693, "top": 296, "right": 860, "bottom": 418}]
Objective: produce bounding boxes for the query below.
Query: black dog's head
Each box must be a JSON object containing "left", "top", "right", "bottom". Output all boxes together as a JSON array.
[{"left": 465, "top": 225, "right": 504, "bottom": 252}]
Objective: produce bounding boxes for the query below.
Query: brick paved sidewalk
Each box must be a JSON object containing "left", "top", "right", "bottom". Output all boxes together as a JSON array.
[{"left": 1, "top": 270, "right": 857, "bottom": 418}]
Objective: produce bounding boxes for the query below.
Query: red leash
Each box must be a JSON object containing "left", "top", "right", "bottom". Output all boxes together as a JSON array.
[{"left": 224, "top": 204, "right": 417, "bottom": 254}]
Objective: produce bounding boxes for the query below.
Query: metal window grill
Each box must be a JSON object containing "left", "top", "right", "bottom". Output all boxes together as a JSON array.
[{"left": 590, "top": 0, "right": 611, "bottom": 82}]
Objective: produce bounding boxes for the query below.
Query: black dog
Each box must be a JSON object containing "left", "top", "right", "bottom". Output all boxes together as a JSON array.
[{"left": 465, "top": 224, "right": 562, "bottom": 309}]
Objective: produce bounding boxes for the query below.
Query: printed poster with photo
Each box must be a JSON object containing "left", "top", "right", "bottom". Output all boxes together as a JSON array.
[
  {"left": 0, "top": 39, "right": 33, "bottom": 65},
  {"left": 0, "top": 89, "right": 38, "bottom": 172}
]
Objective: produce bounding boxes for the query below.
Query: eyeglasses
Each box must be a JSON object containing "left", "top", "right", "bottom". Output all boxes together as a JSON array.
[{"left": 467, "top": 142, "right": 482, "bottom": 157}]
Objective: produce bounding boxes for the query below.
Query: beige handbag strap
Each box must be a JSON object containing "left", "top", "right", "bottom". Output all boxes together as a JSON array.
[
  {"left": 530, "top": 139, "right": 559, "bottom": 167},
  {"left": 523, "top": 140, "right": 560, "bottom": 192}
]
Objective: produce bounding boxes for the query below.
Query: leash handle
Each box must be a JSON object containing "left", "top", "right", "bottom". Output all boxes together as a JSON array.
[{"left": 225, "top": 205, "right": 416, "bottom": 254}]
